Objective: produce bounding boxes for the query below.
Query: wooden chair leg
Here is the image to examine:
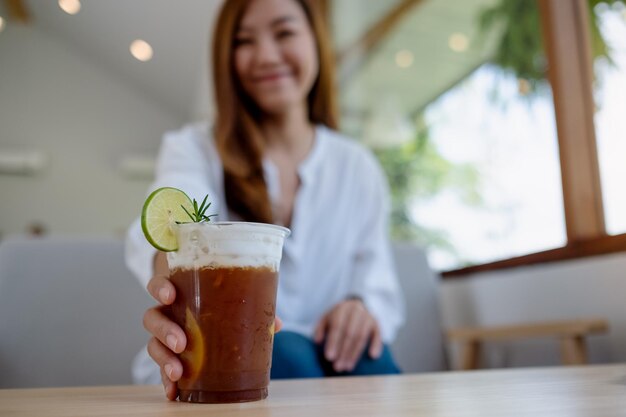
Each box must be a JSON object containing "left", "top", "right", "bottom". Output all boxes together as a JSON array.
[
  {"left": 560, "top": 335, "right": 588, "bottom": 365},
  {"left": 459, "top": 340, "right": 481, "bottom": 370}
]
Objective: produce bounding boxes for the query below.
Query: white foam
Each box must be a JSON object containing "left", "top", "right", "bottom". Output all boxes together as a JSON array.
[{"left": 166, "top": 222, "right": 290, "bottom": 271}]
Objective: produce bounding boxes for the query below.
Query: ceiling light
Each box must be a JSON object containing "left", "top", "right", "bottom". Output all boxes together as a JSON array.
[
  {"left": 395, "top": 50, "right": 414, "bottom": 69},
  {"left": 130, "top": 39, "right": 153, "bottom": 62},
  {"left": 0, "top": 16, "right": 5, "bottom": 32},
  {"left": 448, "top": 33, "right": 469, "bottom": 52},
  {"left": 58, "top": 0, "right": 81, "bottom": 15}
]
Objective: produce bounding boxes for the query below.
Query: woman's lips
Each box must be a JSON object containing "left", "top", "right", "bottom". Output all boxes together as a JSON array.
[{"left": 253, "top": 72, "right": 291, "bottom": 83}]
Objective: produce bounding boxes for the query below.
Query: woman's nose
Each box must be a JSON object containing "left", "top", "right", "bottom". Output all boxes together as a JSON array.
[{"left": 254, "top": 36, "right": 282, "bottom": 65}]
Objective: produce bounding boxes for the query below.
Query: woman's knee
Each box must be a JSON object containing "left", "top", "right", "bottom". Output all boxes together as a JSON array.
[
  {"left": 349, "top": 344, "right": 401, "bottom": 376},
  {"left": 271, "top": 331, "right": 324, "bottom": 379}
]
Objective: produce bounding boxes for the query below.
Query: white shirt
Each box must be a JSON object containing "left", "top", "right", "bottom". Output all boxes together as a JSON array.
[{"left": 125, "top": 123, "right": 405, "bottom": 382}]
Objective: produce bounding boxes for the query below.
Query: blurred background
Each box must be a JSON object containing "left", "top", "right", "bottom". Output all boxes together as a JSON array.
[
  {"left": 1, "top": 0, "right": 625, "bottom": 272},
  {"left": 1, "top": 0, "right": 626, "bottom": 386}
]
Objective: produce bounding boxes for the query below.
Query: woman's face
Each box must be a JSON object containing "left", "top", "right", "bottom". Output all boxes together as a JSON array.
[{"left": 234, "top": 0, "right": 319, "bottom": 116}]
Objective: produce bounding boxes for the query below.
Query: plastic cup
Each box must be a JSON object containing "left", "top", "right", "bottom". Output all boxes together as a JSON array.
[{"left": 166, "top": 222, "right": 289, "bottom": 403}]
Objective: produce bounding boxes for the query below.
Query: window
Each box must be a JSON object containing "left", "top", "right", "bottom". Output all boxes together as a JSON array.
[
  {"left": 332, "top": 0, "right": 566, "bottom": 270},
  {"left": 419, "top": 67, "right": 564, "bottom": 269},
  {"left": 594, "top": 3, "right": 626, "bottom": 235}
]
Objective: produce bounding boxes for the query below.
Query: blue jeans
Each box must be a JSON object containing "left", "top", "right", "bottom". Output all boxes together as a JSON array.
[{"left": 270, "top": 331, "right": 401, "bottom": 379}]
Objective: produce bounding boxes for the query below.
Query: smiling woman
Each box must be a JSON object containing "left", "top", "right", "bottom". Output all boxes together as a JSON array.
[
  {"left": 212, "top": 0, "right": 337, "bottom": 225},
  {"left": 125, "top": 0, "right": 404, "bottom": 402},
  {"left": 233, "top": 4, "right": 319, "bottom": 115}
]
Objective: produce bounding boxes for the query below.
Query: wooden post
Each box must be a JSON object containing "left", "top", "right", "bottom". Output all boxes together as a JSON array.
[
  {"left": 560, "top": 335, "right": 588, "bottom": 365},
  {"left": 459, "top": 340, "right": 481, "bottom": 370},
  {"left": 537, "top": 0, "right": 605, "bottom": 241}
]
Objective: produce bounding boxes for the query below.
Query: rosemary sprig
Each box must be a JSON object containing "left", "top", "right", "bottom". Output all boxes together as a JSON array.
[{"left": 176, "top": 194, "right": 217, "bottom": 224}]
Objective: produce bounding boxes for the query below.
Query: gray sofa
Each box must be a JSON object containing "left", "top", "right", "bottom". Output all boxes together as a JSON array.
[{"left": 0, "top": 237, "right": 445, "bottom": 388}]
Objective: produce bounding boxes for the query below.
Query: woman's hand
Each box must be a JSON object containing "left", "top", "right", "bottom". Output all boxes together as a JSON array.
[
  {"left": 313, "top": 299, "right": 383, "bottom": 373},
  {"left": 143, "top": 270, "right": 283, "bottom": 400},
  {"left": 143, "top": 274, "right": 186, "bottom": 400}
]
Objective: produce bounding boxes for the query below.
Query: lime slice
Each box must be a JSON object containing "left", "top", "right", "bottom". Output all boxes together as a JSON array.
[{"left": 141, "top": 187, "right": 193, "bottom": 251}]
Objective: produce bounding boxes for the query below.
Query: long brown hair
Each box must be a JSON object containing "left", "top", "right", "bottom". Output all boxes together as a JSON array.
[{"left": 212, "top": 0, "right": 338, "bottom": 223}]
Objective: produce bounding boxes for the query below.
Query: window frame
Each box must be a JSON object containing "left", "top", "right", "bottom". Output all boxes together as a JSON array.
[{"left": 442, "top": 0, "right": 626, "bottom": 278}]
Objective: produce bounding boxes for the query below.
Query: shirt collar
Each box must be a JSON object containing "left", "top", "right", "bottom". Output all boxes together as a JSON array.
[{"left": 262, "top": 124, "right": 326, "bottom": 188}]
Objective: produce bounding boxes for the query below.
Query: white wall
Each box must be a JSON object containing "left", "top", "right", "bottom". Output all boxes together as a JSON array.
[
  {"left": 440, "top": 252, "right": 626, "bottom": 369},
  {"left": 0, "top": 26, "right": 182, "bottom": 236}
]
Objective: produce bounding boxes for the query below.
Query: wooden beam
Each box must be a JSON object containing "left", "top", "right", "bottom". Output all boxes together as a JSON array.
[
  {"left": 447, "top": 319, "right": 609, "bottom": 342},
  {"left": 4, "top": 0, "right": 30, "bottom": 23},
  {"left": 537, "top": 0, "right": 605, "bottom": 241},
  {"left": 441, "top": 233, "right": 626, "bottom": 278},
  {"left": 337, "top": 0, "right": 424, "bottom": 85}
]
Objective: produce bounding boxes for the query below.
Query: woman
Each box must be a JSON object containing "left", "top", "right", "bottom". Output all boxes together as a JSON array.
[{"left": 126, "top": 0, "right": 404, "bottom": 400}]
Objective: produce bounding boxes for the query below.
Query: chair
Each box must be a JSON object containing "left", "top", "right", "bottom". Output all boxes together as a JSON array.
[
  {"left": 0, "top": 236, "right": 153, "bottom": 388},
  {"left": 389, "top": 242, "right": 609, "bottom": 371},
  {"left": 390, "top": 242, "right": 447, "bottom": 372},
  {"left": 447, "top": 318, "right": 608, "bottom": 370}
]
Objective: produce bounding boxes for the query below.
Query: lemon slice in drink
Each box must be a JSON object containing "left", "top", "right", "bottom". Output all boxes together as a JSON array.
[
  {"left": 141, "top": 187, "right": 193, "bottom": 252},
  {"left": 180, "top": 308, "right": 205, "bottom": 381}
]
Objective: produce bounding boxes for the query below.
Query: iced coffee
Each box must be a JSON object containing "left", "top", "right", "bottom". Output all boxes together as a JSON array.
[{"left": 166, "top": 222, "right": 289, "bottom": 403}]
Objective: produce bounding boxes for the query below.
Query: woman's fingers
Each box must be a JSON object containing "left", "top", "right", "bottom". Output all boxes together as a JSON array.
[
  {"left": 318, "top": 300, "right": 385, "bottom": 372},
  {"left": 143, "top": 306, "right": 187, "bottom": 354},
  {"left": 146, "top": 269, "right": 180, "bottom": 400},
  {"left": 147, "top": 275, "right": 176, "bottom": 305},
  {"left": 147, "top": 337, "right": 183, "bottom": 381},
  {"left": 323, "top": 306, "right": 348, "bottom": 362},
  {"left": 368, "top": 326, "right": 384, "bottom": 359},
  {"left": 160, "top": 367, "right": 178, "bottom": 401},
  {"left": 275, "top": 316, "right": 283, "bottom": 333},
  {"left": 335, "top": 310, "right": 370, "bottom": 372},
  {"left": 150, "top": 337, "right": 182, "bottom": 401}
]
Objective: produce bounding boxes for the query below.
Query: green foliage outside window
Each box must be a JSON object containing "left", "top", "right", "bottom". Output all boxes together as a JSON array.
[
  {"left": 374, "top": 119, "right": 481, "bottom": 263},
  {"left": 374, "top": 0, "right": 622, "bottom": 263},
  {"left": 478, "top": 0, "right": 624, "bottom": 92}
]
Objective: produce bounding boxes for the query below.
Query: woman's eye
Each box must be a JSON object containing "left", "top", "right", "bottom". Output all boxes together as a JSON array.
[
  {"left": 235, "top": 38, "right": 253, "bottom": 46},
  {"left": 276, "top": 30, "right": 294, "bottom": 39}
]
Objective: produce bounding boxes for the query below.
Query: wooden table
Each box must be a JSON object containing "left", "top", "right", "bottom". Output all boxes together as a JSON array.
[{"left": 2, "top": 364, "right": 626, "bottom": 416}]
